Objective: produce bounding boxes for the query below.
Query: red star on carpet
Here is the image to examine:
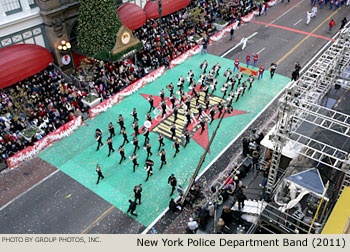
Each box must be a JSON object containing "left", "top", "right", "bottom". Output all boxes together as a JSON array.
[{"left": 135, "top": 86, "right": 248, "bottom": 150}]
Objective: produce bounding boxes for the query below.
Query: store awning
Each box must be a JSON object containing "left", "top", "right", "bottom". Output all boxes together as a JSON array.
[
  {"left": 0, "top": 44, "right": 53, "bottom": 89},
  {"left": 143, "top": 0, "right": 190, "bottom": 19},
  {"left": 118, "top": 3, "right": 146, "bottom": 30}
]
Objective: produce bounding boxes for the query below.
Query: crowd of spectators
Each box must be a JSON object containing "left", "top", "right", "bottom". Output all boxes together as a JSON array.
[
  {"left": 0, "top": 64, "right": 87, "bottom": 163},
  {"left": 134, "top": 0, "right": 259, "bottom": 68},
  {"left": 0, "top": 0, "right": 266, "bottom": 167}
]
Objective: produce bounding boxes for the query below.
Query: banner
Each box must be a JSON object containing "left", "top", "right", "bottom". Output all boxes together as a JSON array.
[
  {"left": 88, "top": 66, "right": 165, "bottom": 119},
  {"left": 169, "top": 45, "right": 202, "bottom": 69},
  {"left": 6, "top": 116, "right": 83, "bottom": 169}
]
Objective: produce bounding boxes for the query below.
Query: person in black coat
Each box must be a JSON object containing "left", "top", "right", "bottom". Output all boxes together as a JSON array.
[
  {"left": 220, "top": 205, "right": 233, "bottom": 225},
  {"left": 242, "top": 137, "right": 250, "bottom": 156},
  {"left": 168, "top": 174, "right": 177, "bottom": 196},
  {"left": 96, "top": 164, "right": 104, "bottom": 184},
  {"left": 292, "top": 69, "right": 299, "bottom": 81},
  {"left": 236, "top": 190, "right": 247, "bottom": 211},
  {"left": 133, "top": 184, "right": 142, "bottom": 205},
  {"left": 108, "top": 122, "right": 115, "bottom": 138},
  {"left": 159, "top": 149, "right": 167, "bottom": 170},
  {"left": 169, "top": 198, "right": 181, "bottom": 213},
  {"left": 106, "top": 136, "right": 115, "bottom": 157},
  {"left": 127, "top": 199, "right": 138, "bottom": 216}
]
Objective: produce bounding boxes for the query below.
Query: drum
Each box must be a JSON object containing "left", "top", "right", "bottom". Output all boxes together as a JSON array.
[
  {"left": 144, "top": 120, "right": 152, "bottom": 129},
  {"left": 221, "top": 88, "right": 226, "bottom": 93},
  {"left": 176, "top": 90, "right": 181, "bottom": 95},
  {"left": 177, "top": 82, "right": 182, "bottom": 87}
]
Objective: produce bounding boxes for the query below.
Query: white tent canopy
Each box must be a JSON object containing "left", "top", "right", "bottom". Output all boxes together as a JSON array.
[{"left": 261, "top": 125, "right": 302, "bottom": 159}]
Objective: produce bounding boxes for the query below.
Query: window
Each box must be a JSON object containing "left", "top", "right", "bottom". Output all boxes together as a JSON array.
[
  {"left": 0, "top": 25, "right": 48, "bottom": 49},
  {"left": 28, "top": 0, "right": 37, "bottom": 8},
  {"left": 2, "top": 0, "right": 22, "bottom": 15}
]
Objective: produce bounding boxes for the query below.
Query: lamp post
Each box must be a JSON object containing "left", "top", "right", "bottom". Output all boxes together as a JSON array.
[
  {"left": 152, "top": 0, "right": 164, "bottom": 66},
  {"left": 57, "top": 39, "right": 76, "bottom": 72}
]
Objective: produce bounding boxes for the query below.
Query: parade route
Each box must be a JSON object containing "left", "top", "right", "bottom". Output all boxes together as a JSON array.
[{"left": 0, "top": 0, "right": 349, "bottom": 234}]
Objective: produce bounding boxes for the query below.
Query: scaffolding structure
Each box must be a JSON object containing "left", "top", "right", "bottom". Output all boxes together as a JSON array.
[{"left": 266, "top": 27, "right": 350, "bottom": 198}]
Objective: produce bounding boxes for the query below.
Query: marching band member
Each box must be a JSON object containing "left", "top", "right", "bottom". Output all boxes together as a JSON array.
[
  {"left": 185, "top": 110, "right": 192, "bottom": 128},
  {"left": 210, "top": 108, "right": 216, "bottom": 124},
  {"left": 183, "top": 129, "right": 191, "bottom": 147},
  {"left": 168, "top": 174, "right": 177, "bottom": 196},
  {"left": 205, "top": 96, "right": 210, "bottom": 110},
  {"left": 185, "top": 96, "right": 191, "bottom": 111},
  {"left": 200, "top": 60, "right": 208, "bottom": 73},
  {"left": 236, "top": 87, "right": 243, "bottom": 102},
  {"left": 217, "top": 102, "right": 225, "bottom": 118},
  {"left": 170, "top": 124, "right": 177, "bottom": 140},
  {"left": 117, "top": 114, "right": 125, "bottom": 133},
  {"left": 118, "top": 145, "right": 126, "bottom": 164},
  {"left": 145, "top": 112, "right": 152, "bottom": 122},
  {"left": 161, "top": 100, "right": 167, "bottom": 118},
  {"left": 130, "top": 153, "right": 139, "bottom": 172},
  {"left": 235, "top": 70, "right": 243, "bottom": 86},
  {"left": 199, "top": 118, "right": 206, "bottom": 135},
  {"left": 173, "top": 139, "right": 181, "bottom": 158},
  {"left": 159, "top": 149, "right": 167, "bottom": 170},
  {"left": 209, "top": 66, "right": 215, "bottom": 76},
  {"left": 158, "top": 134, "right": 165, "bottom": 151},
  {"left": 196, "top": 104, "right": 203, "bottom": 119},
  {"left": 170, "top": 93, "right": 176, "bottom": 109},
  {"left": 145, "top": 159, "right": 154, "bottom": 181},
  {"left": 132, "top": 121, "right": 139, "bottom": 136},
  {"left": 178, "top": 75, "right": 185, "bottom": 90},
  {"left": 211, "top": 78, "right": 218, "bottom": 93},
  {"left": 214, "top": 63, "right": 221, "bottom": 77},
  {"left": 241, "top": 81, "right": 248, "bottom": 95},
  {"left": 247, "top": 74, "right": 255, "bottom": 90},
  {"left": 132, "top": 136, "right": 140, "bottom": 154},
  {"left": 120, "top": 128, "right": 129, "bottom": 146},
  {"left": 195, "top": 91, "right": 201, "bottom": 106},
  {"left": 131, "top": 108, "right": 138, "bottom": 122},
  {"left": 187, "top": 70, "right": 194, "bottom": 85},
  {"left": 143, "top": 127, "right": 150, "bottom": 146},
  {"left": 168, "top": 82, "right": 175, "bottom": 96},
  {"left": 145, "top": 142, "right": 152, "bottom": 159},
  {"left": 221, "top": 82, "right": 229, "bottom": 99},
  {"left": 230, "top": 77, "right": 237, "bottom": 91},
  {"left": 173, "top": 106, "right": 179, "bottom": 122},
  {"left": 224, "top": 68, "right": 232, "bottom": 82},
  {"left": 159, "top": 89, "right": 165, "bottom": 101},
  {"left": 147, "top": 95, "right": 155, "bottom": 112},
  {"left": 95, "top": 128, "right": 103, "bottom": 151},
  {"left": 106, "top": 136, "right": 115, "bottom": 157},
  {"left": 108, "top": 122, "right": 115, "bottom": 138}
]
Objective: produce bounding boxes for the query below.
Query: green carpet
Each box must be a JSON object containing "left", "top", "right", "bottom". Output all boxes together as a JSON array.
[{"left": 39, "top": 53, "right": 289, "bottom": 227}]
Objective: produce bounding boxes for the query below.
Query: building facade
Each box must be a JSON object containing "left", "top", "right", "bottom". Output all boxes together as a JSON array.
[
  {"left": 0, "top": 0, "right": 48, "bottom": 49},
  {"left": 0, "top": 0, "right": 79, "bottom": 68},
  {"left": 0, "top": 0, "right": 145, "bottom": 67}
]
